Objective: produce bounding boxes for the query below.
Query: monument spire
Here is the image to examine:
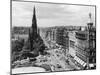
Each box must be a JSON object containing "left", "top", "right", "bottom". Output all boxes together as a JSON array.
[
  {"left": 27, "top": 6, "right": 45, "bottom": 53},
  {"left": 32, "top": 6, "right": 37, "bottom": 34}
]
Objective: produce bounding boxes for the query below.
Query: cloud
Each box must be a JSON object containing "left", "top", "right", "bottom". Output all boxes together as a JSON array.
[{"left": 12, "top": 1, "right": 95, "bottom": 27}]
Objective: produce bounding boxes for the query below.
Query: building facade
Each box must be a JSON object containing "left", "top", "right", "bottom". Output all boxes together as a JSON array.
[
  {"left": 74, "top": 13, "right": 96, "bottom": 69},
  {"left": 87, "top": 13, "right": 96, "bottom": 68},
  {"left": 56, "top": 28, "right": 66, "bottom": 49},
  {"left": 75, "top": 30, "right": 88, "bottom": 68},
  {"left": 68, "top": 31, "right": 76, "bottom": 57}
]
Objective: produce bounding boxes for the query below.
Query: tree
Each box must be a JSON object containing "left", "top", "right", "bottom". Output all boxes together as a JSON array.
[
  {"left": 12, "top": 38, "right": 25, "bottom": 63},
  {"left": 12, "top": 39, "right": 24, "bottom": 53}
]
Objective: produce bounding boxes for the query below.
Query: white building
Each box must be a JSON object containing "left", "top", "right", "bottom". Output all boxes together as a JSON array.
[{"left": 68, "top": 31, "right": 76, "bottom": 57}]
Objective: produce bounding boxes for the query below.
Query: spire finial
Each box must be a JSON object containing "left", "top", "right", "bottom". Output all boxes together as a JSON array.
[
  {"left": 34, "top": 6, "right": 35, "bottom": 13},
  {"left": 32, "top": 5, "right": 36, "bottom": 22},
  {"left": 33, "top": 6, "right": 36, "bottom": 16},
  {"left": 88, "top": 12, "right": 92, "bottom": 23}
]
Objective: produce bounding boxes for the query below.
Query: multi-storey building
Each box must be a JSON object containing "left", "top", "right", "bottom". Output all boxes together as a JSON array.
[
  {"left": 56, "top": 28, "right": 68, "bottom": 49},
  {"left": 68, "top": 31, "right": 76, "bottom": 57},
  {"left": 75, "top": 13, "right": 96, "bottom": 69},
  {"left": 75, "top": 30, "right": 88, "bottom": 68},
  {"left": 87, "top": 13, "right": 96, "bottom": 68},
  {"left": 64, "top": 30, "right": 69, "bottom": 52}
]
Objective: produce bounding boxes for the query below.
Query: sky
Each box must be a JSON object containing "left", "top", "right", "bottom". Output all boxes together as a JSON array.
[{"left": 12, "top": 1, "right": 95, "bottom": 27}]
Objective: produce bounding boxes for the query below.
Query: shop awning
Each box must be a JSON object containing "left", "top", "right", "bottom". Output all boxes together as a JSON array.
[{"left": 74, "top": 56, "right": 87, "bottom": 67}]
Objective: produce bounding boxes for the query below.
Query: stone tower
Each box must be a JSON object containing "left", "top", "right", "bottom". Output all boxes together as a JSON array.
[
  {"left": 31, "top": 6, "right": 38, "bottom": 39},
  {"left": 87, "top": 13, "right": 96, "bottom": 69},
  {"left": 28, "top": 6, "right": 45, "bottom": 55}
]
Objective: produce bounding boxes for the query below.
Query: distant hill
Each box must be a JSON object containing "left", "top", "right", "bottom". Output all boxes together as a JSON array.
[
  {"left": 12, "top": 26, "right": 88, "bottom": 35},
  {"left": 12, "top": 26, "right": 30, "bottom": 34}
]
